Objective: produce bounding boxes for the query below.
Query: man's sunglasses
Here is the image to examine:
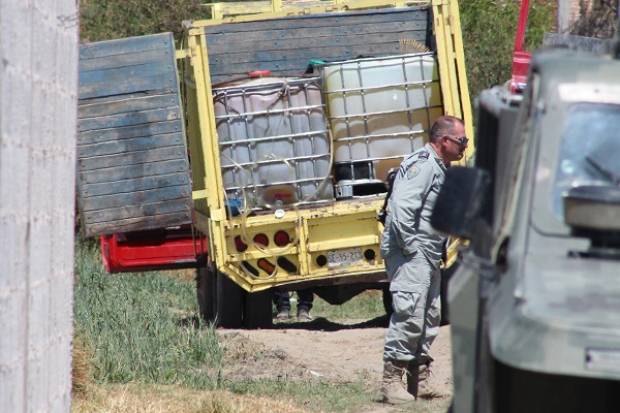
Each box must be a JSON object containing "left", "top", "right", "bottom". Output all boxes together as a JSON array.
[{"left": 444, "top": 135, "right": 469, "bottom": 146}]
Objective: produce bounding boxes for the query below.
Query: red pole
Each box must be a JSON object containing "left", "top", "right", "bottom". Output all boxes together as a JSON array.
[{"left": 513, "top": 0, "right": 530, "bottom": 53}]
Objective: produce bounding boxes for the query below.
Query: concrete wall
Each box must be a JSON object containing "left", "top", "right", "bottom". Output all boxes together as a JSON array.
[{"left": 0, "top": 1, "right": 78, "bottom": 412}]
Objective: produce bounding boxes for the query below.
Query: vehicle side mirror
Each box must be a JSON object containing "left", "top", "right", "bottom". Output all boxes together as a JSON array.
[{"left": 431, "top": 167, "right": 491, "bottom": 238}]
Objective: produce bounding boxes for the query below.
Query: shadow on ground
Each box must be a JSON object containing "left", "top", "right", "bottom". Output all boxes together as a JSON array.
[
  {"left": 177, "top": 314, "right": 390, "bottom": 331},
  {"left": 270, "top": 314, "right": 389, "bottom": 331}
]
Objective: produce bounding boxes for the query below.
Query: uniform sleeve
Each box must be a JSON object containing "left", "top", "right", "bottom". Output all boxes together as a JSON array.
[{"left": 389, "top": 160, "right": 434, "bottom": 256}]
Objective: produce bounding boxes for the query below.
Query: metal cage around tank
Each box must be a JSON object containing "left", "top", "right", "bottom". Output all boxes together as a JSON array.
[
  {"left": 321, "top": 52, "right": 444, "bottom": 197},
  {"left": 212, "top": 77, "right": 334, "bottom": 211}
]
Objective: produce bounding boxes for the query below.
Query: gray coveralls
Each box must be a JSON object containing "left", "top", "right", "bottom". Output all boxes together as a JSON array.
[{"left": 380, "top": 143, "right": 447, "bottom": 364}]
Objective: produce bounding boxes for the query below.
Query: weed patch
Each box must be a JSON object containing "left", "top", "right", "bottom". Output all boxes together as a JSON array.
[
  {"left": 74, "top": 241, "right": 222, "bottom": 388},
  {"left": 227, "top": 378, "right": 372, "bottom": 413}
]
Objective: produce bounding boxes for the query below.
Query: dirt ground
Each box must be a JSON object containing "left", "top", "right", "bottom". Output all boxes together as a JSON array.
[{"left": 218, "top": 316, "right": 453, "bottom": 412}]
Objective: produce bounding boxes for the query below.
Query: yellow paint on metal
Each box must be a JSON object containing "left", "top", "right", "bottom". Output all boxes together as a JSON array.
[
  {"left": 192, "top": 189, "right": 208, "bottom": 200},
  {"left": 449, "top": 0, "right": 474, "bottom": 161},
  {"left": 175, "top": 49, "right": 190, "bottom": 60},
  {"left": 196, "top": 0, "right": 431, "bottom": 27},
  {"left": 183, "top": 0, "right": 473, "bottom": 289}
]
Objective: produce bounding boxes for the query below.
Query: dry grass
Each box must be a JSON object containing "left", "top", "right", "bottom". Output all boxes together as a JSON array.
[
  {"left": 166, "top": 268, "right": 197, "bottom": 283},
  {"left": 72, "top": 333, "right": 93, "bottom": 398},
  {"left": 72, "top": 384, "right": 312, "bottom": 413}
]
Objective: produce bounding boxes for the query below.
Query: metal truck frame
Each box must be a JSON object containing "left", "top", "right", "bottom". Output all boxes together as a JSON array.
[
  {"left": 185, "top": 0, "right": 472, "bottom": 290},
  {"left": 77, "top": 0, "right": 474, "bottom": 327}
]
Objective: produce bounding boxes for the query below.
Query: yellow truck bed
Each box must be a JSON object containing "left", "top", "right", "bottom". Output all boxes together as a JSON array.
[{"left": 183, "top": 0, "right": 472, "bottom": 292}]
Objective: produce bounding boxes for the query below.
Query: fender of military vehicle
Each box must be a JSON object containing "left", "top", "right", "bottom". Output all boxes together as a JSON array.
[{"left": 436, "top": 47, "right": 620, "bottom": 412}]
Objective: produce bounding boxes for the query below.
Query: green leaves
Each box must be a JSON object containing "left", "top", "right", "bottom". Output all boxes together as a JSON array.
[
  {"left": 460, "top": 0, "right": 554, "bottom": 98},
  {"left": 79, "top": 0, "right": 212, "bottom": 43}
]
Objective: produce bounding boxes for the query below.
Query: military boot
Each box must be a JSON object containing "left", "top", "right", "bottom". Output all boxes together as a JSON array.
[
  {"left": 381, "top": 360, "right": 416, "bottom": 404},
  {"left": 416, "top": 362, "right": 442, "bottom": 399}
]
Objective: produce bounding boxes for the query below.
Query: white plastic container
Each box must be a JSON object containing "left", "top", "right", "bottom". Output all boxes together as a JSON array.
[
  {"left": 321, "top": 53, "right": 443, "bottom": 194},
  {"left": 213, "top": 77, "right": 333, "bottom": 209}
]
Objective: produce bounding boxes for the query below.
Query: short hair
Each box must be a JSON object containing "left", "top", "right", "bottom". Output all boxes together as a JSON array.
[{"left": 429, "top": 115, "right": 464, "bottom": 143}]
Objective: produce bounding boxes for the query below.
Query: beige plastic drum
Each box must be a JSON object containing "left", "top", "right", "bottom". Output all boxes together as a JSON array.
[{"left": 322, "top": 53, "right": 443, "bottom": 184}]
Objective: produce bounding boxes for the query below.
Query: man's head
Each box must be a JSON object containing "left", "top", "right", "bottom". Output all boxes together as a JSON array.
[{"left": 429, "top": 115, "right": 467, "bottom": 163}]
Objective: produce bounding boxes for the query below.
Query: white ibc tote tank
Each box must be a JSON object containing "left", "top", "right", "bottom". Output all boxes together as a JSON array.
[
  {"left": 321, "top": 53, "right": 443, "bottom": 197},
  {"left": 213, "top": 76, "right": 333, "bottom": 210}
]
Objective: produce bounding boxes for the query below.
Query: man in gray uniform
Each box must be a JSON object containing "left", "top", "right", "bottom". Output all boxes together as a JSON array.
[{"left": 380, "top": 115, "right": 468, "bottom": 404}]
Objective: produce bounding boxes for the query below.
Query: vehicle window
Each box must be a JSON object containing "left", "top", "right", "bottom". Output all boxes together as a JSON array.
[{"left": 552, "top": 103, "right": 620, "bottom": 218}]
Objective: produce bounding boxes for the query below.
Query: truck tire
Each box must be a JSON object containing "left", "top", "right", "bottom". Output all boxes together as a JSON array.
[
  {"left": 215, "top": 271, "right": 244, "bottom": 328},
  {"left": 196, "top": 266, "right": 217, "bottom": 323},
  {"left": 243, "top": 289, "right": 273, "bottom": 329}
]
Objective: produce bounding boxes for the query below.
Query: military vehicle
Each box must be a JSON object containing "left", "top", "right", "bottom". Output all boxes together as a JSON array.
[{"left": 432, "top": 29, "right": 620, "bottom": 413}]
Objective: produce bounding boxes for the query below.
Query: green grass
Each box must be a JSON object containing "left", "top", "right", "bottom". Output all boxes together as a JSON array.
[
  {"left": 311, "top": 290, "right": 387, "bottom": 322},
  {"left": 74, "top": 239, "right": 222, "bottom": 388},
  {"left": 73, "top": 239, "right": 383, "bottom": 412},
  {"left": 227, "top": 378, "right": 374, "bottom": 413}
]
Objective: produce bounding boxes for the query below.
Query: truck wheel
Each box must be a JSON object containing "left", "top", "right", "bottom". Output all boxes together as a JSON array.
[
  {"left": 215, "top": 272, "right": 244, "bottom": 328},
  {"left": 382, "top": 285, "right": 393, "bottom": 317},
  {"left": 243, "top": 289, "right": 273, "bottom": 329},
  {"left": 196, "top": 266, "right": 217, "bottom": 323}
]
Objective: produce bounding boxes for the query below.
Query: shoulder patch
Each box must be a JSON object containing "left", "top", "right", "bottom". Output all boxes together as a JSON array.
[
  {"left": 417, "top": 151, "right": 429, "bottom": 160},
  {"left": 407, "top": 165, "right": 421, "bottom": 179}
]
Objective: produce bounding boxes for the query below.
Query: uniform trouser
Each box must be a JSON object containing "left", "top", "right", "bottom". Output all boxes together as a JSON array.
[
  {"left": 273, "top": 288, "right": 314, "bottom": 312},
  {"left": 383, "top": 252, "right": 441, "bottom": 364}
]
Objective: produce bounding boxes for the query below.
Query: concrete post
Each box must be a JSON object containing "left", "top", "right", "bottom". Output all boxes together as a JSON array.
[
  {"left": 558, "top": 0, "right": 572, "bottom": 33},
  {"left": 0, "top": 1, "right": 78, "bottom": 412}
]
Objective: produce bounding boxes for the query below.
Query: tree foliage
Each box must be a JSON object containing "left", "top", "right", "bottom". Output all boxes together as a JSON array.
[
  {"left": 79, "top": 0, "right": 212, "bottom": 42},
  {"left": 79, "top": 0, "right": 556, "bottom": 97},
  {"left": 460, "top": 0, "right": 555, "bottom": 98},
  {"left": 571, "top": 0, "right": 618, "bottom": 38}
]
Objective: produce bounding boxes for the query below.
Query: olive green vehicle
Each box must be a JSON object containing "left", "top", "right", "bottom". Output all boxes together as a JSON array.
[{"left": 433, "top": 45, "right": 620, "bottom": 412}]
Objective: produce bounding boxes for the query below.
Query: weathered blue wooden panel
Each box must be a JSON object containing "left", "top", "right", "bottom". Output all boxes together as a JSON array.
[
  {"left": 210, "top": 35, "right": 427, "bottom": 65},
  {"left": 209, "top": 41, "right": 426, "bottom": 79},
  {"left": 79, "top": 93, "right": 178, "bottom": 118},
  {"left": 81, "top": 186, "right": 191, "bottom": 211},
  {"left": 204, "top": 7, "right": 431, "bottom": 84},
  {"left": 78, "top": 145, "right": 186, "bottom": 170},
  {"left": 81, "top": 174, "right": 190, "bottom": 197},
  {"left": 79, "top": 120, "right": 181, "bottom": 144},
  {"left": 78, "top": 107, "right": 181, "bottom": 132},
  {"left": 206, "top": 21, "right": 426, "bottom": 50},
  {"left": 78, "top": 159, "right": 188, "bottom": 185},
  {"left": 84, "top": 201, "right": 190, "bottom": 224},
  {"left": 77, "top": 32, "right": 192, "bottom": 237},
  {"left": 87, "top": 212, "right": 192, "bottom": 235},
  {"left": 78, "top": 133, "right": 184, "bottom": 157},
  {"left": 79, "top": 48, "right": 169, "bottom": 72},
  {"left": 79, "top": 73, "right": 177, "bottom": 100},
  {"left": 79, "top": 33, "right": 173, "bottom": 60},
  {"left": 204, "top": 8, "right": 427, "bottom": 33},
  {"left": 80, "top": 66, "right": 176, "bottom": 97}
]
